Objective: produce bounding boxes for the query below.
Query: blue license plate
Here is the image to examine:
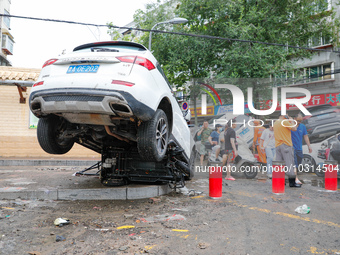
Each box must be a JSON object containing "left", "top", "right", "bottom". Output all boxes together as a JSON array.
[{"left": 67, "top": 65, "right": 99, "bottom": 74}]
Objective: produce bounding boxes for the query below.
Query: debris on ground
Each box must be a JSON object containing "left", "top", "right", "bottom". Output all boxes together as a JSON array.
[
  {"left": 55, "top": 235, "right": 66, "bottom": 242},
  {"left": 171, "top": 208, "right": 189, "bottom": 212},
  {"left": 28, "top": 252, "right": 41, "bottom": 255},
  {"left": 124, "top": 214, "right": 134, "bottom": 219},
  {"left": 178, "top": 186, "right": 203, "bottom": 196},
  {"left": 54, "top": 218, "right": 70, "bottom": 226},
  {"left": 295, "top": 204, "right": 310, "bottom": 214},
  {"left": 118, "top": 245, "right": 130, "bottom": 251},
  {"left": 140, "top": 214, "right": 186, "bottom": 223},
  {"left": 198, "top": 242, "right": 210, "bottom": 249},
  {"left": 149, "top": 197, "right": 161, "bottom": 203}
]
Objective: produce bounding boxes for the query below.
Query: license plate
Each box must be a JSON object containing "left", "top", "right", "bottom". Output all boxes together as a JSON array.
[{"left": 67, "top": 65, "right": 99, "bottom": 74}]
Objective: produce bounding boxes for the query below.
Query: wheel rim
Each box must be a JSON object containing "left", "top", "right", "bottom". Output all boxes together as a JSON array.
[
  {"left": 156, "top": 117, "right": 167, "bottom": 154},
  {"left": 301, "top": 156, "right": 312, "bottom": 172}
]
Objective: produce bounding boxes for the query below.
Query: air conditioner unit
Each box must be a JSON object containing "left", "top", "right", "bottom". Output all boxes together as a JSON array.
[{"left": 2, "top": 34, "right": 14, "bottom": 55}]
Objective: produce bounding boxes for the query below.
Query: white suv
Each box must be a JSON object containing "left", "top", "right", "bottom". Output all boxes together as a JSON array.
[{"left": 29, "top": 41, "right": 195, "bottom": 185}]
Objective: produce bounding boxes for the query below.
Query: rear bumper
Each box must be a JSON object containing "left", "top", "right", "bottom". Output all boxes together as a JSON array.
[{"left": 29, "top": 88, "right": 155, "bottom": 121}]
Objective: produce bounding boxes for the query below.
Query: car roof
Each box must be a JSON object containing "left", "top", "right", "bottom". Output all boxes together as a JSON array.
[
  {"left": 73, "top": 41, "right": 147, "bottom": 52},
  {"left": 306, "top": 104, "right": 332, "bottom": 111}
]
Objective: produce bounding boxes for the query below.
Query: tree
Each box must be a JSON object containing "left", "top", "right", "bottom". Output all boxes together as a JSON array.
[
  {"left": 176, "top": 0, "right": 340, "bottom": 112},
  {"left": 130, "top": 0, "right": 220, "bottom": 125},
  {"left": 108, "top": 0, "right": 340, "bottom": 121}
]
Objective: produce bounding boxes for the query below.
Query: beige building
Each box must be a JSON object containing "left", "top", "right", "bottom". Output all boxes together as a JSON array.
[{"left": 0, "top": 66, "right": 100, "bottom": 159}]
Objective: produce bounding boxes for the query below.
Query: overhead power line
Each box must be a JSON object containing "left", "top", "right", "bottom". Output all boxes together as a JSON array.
[{"left": 2, "top": 14, "right": 340, "bottom": 53}]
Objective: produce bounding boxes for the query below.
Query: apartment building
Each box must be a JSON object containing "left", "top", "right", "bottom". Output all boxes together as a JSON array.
[
  {"left": 271, "top": 0, "right": 340, "bottom": 110},
  {"left": 0, "top": 0, "right": 14, "bottom": 66}
]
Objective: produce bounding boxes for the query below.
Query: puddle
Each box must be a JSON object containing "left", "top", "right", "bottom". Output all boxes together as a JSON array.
[
  {"left": 309, "top": 179, "right": 340, "bottom": 189},
  {"left": 311, "top": 179, "right": 325, "bottom": 188}
]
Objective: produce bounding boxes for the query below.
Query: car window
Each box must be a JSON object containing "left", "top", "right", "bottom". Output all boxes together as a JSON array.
[
  {"left": 74, "top": 45, "right": 146, "bottom": 53},
  {"left": 156, "top": 63, "right": 173, "bottom": 91}
]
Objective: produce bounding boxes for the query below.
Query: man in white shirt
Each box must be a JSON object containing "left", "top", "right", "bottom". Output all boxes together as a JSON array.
[{"left": 260, "top": 124, "right": 275, "bottom": 178}]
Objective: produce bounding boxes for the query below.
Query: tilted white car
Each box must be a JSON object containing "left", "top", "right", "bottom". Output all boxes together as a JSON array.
[{"left": 29, "top": 41, "right": 195, "bottom": 185}]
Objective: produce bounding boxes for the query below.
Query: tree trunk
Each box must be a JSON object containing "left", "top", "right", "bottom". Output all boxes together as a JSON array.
[{"left": 192, "top": 78, "right": 198, "bottom": 126}]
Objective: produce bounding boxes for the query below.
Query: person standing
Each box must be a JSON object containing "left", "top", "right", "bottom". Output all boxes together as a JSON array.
[
  {"left": 221, "top": 120, "right": 238, "bottom": 181},
  {"left": 197, "top": 121, "right": 212, "bottom": 166},
  {"left": 291, "top": 114, "right": 312, "bottom": 184},
  {"left": 253, "top": 120, "right": 267, "bottom": 165},
  {"left": 273, "top": 115, "right": 300, "bottom": 188},
  {"left": 208, "top": 124, "right": 223, "bottom": 161},
  {"left": 260, "top": 123, "right": 275, "bottom": 178}
]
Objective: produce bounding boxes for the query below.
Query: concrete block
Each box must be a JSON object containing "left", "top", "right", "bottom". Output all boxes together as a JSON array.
[
  {"left": 158, "top": 184, "right": 171, "bottom": 196},
  {"left": 26, "top": 190, "right": 58, "bottom": 200},
  {"left": 0, "top": 190, "right": 58, "bottom": 200},
  {"left": 58, "top": 188, "right": 127, "bottom": 200},
  {"left": 127, "top": 185, "right": 159, "bottom": 200},
  {"left": 0, "top": 191, "right": 28, "bottom": 200}
]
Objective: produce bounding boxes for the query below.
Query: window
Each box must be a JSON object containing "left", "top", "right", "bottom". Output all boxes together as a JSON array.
[
  {"left": 156, "top": 63, "right": 172, "bottom": 91},
  {"left": 305, "top": 63, "right": 333, "bottom": 82},
  {"left": 274, "top": 64, "right": 333, "bottom": 86},
  {"left": 309, "top": 33, "right": 331, "bottom": 47},
  {"left": 3, "top": 9, "right": 10, "bottom": 28}
]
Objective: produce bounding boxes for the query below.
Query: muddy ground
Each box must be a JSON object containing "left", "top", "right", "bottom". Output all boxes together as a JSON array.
[{"left": 0, "top": 169, "right": 340, "bottom": 255}]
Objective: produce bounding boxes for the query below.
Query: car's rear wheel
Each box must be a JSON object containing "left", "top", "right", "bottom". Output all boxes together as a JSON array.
[
  {"left": 137, "top": 109, "right": 169, "bottom": 162},
  {"left": 242, "top": 162, "right": 258, "bottom": 179},
  {"left": 37, "top": 115, "right": 74, "bottom": 154}
]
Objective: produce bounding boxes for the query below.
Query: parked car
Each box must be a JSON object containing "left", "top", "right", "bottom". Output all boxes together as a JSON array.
[
  {"left": 29, "top": 41, "right": 195, "bottom": 185},
  {"left": 301, "top": 104, "right": 340, "bottom": 142},
  {"left": 302, "top": 133, "right": 340, "bottom": 176}
]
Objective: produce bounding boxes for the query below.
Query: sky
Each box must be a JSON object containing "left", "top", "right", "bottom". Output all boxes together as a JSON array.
[{"left": 7, "top": 0, "right": 152, "bottom": 68}]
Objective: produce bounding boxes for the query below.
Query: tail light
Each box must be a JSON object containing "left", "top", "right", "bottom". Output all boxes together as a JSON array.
[
  {"left": 334, "top": 109, "right": 340, "bottom": 113},
  {"left": 33, "top": 81, "right": 44, "bottom": 87},
  {"left": 117, "top": 56, "right": 155, "bottom": 71},
  {"left": 111, "top": 80, "right": 135, "bottom": 87},
  {"left": 42, "top": 58, "right": 58, "bottom": 68}
]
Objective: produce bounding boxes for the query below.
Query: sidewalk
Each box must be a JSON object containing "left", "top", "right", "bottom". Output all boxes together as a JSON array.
[
  {"left": 0, "top": 161, "right": 170, "bottom": 201},
  {"left": 0, "top": 157, "right": 99, "bottom": 166}
]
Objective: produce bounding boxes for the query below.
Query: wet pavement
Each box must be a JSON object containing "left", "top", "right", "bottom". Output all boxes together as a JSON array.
[
  {"left": 0, "top": 161, "right": 340, "bottom": 254},
  {"left": 0, "top": 163, "right": 171, "bottom": 201},
  {"left": 0, "top": 161, "right": 339, "bottom": 200}
]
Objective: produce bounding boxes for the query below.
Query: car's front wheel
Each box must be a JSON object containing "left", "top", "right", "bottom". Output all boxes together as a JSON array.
[
  {"left": 37, "top": 115, "right": 74, "bottom": 154},
  {"left": 301, "top": 154, "right": 317, "bottom": 174},
  {"left": 137, "top": 109, "right": 169, "bottom": 162}
]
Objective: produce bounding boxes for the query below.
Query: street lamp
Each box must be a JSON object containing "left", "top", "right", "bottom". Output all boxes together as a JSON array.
[{"left": 148, "top": 17, "right": 188, "bottom": 51}]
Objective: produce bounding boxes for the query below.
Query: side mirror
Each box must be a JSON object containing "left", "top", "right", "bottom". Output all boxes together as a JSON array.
[
  {"left": 183, "top": 109, "right": 191, "bottom": 122},
  {"left": 320, "top": 142, "right": 327, "bottom": 149}
]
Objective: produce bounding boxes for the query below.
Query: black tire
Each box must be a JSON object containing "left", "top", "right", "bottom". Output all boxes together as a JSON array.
[
  {"left": 242, "top": 162, "right": 258, "bottom": 179},
  {"left": 37, "top": 115, "right": 74, "bottom": 154},
  {"left": 137, "top": 109, "right": 169, "bottom": 162},
  {"left": 301, "top": 154, "right": 317, "bottom": 174}
]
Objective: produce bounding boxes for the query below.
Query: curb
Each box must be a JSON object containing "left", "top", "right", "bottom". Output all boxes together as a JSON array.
[
  {"left": 0, "top": 185, "right": 172, "bottom": 201},
  {"left": 0, "top": 160, "right": 99, "bottom": 166}
]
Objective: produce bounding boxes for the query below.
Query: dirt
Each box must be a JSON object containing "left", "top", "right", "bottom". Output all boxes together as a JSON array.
[{"left": 1, "top": 174, "right": 340, "bottom": 255}]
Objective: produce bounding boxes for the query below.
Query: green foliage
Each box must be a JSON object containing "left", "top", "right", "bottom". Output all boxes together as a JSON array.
[{"left": 107, "top": 0, "right": 340, "bottom": 122}]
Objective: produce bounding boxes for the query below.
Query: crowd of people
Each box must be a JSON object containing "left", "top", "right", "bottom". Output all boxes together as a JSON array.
[{"left": 197, "top": 114, "right": 312, "bottom": 188}]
